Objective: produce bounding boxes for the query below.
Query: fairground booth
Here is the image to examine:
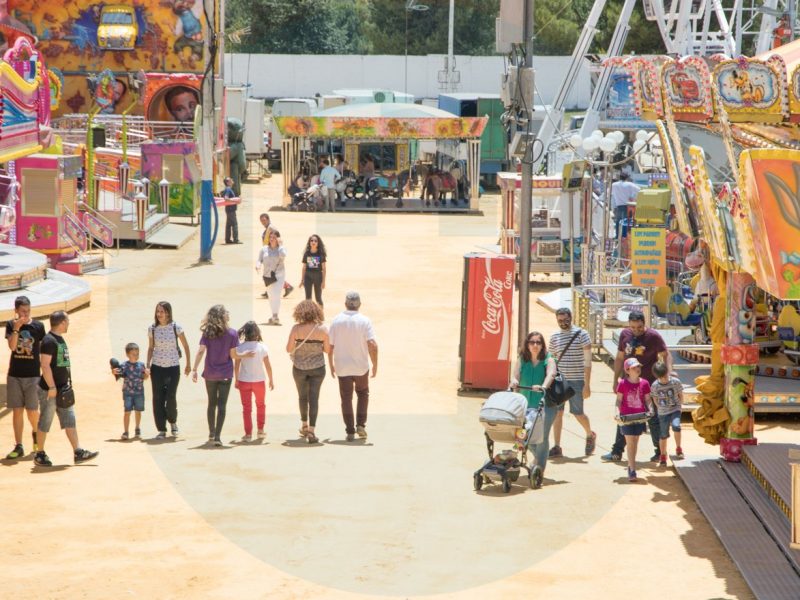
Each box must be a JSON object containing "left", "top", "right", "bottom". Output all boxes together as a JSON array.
[{"left": 275, "top": 103, "right": 487, "bottom": 212}]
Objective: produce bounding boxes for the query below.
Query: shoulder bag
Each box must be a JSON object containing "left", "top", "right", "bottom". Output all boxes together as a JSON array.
[
  {"left": 56, "top": 381, "right": 75, "bottom": 409},
  {"left": 544, "top": 330, "right": 582, "bottom": 407}
]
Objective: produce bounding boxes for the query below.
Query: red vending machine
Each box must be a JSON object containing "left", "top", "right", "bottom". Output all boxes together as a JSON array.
[{"left": 459, "top": 253, "right": 515, "bottom": 391}]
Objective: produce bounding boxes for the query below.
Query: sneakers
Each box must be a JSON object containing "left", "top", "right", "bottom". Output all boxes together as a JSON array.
[
  {"left": 34, "top": 451, "right": 52, "bottom": 467},
  {"left": 346, "top": 433, "right": 355, "bottom": 442},
  {"left": 156, "top": 431, "right": 167, "bottom": 439},
  {"left": 659, "top": 454, "right": 668, "bottom": 467},
  {"left": 257, "top": 430, "right": 266, "bottom": 440},
  {"left": 121, "top": 432, "right": 130, "bottom": 440},
  {"left": 650, "top": 452, "right": 661, "bottom": 462},
  {"left": 283, "top": 284, "right": 294, "bottom": 298},
  {"left": 356, "top": 426, "right": 367, "bottom": 439},
  {"left": 585, "top": 431, "right": 597, "bottom": 455},
  {"left": 214, "top": 439, "right": 223, "bottom": 447},
  {"left": 5, "top": 443, "right": 24, "bottom": 460},
  {"left": 675, "top": 447, "right": 685, "bottom": 459},
  {"left": 170, "top": 423, "right": 179, "bottom": 436},
  {"left": 627, "top": 468, "right": 637, "bottom": 482},
  {"left": 208, "top": 435, "right": 215, "bottom": 442},
  {"left": 602, "top": 452, "right": 622, "bottom": 462},
  {"left": 548, "top": 445, "right": 563, "bottom": 458},
  {"left": 242, "top": 434, "right": 252, "bottom": 442},
  {"left": 134, "top": 428, "right": 141, "bottom": 438},
  {"left": 74, "top": 449, "right": 98, "bottom": 464},
  {"left": 261, "top": 291, "right": 269, "bottom": 299}
]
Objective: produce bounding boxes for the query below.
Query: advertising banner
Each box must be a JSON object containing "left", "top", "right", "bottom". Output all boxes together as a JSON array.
[{"left": 631, "top": 228, "right": 667, "bottom": 287}]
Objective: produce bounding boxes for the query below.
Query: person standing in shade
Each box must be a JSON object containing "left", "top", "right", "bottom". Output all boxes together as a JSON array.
[
  {"left": 548, "top": 308, "right": 597, "bottom": 458},
  {"left": 33, "top": 311, "right": 98, "bottom": 467},
  {"left": 301, "top": 234, "right": 327, "bottom": 308},
  {"left": 328, "top": 292, "right": 378, "bottom": 441},
  {"left": 603, "top": 310, "right": 671, "bottom": 463},
  {"left": 192, "top": 305, "right": 239, "bottom": 446},
  {"left": 146, "top": 301, "right": 192, "bottom": 439},
  {"left": 222, "top": 176, "right": 241, "bottom": 244},
  {"left": 256, "top": 229, "right": 287, "bottom": 325},
  {"left": 5, "top": 295, "right": 45, "bottom": 460},
  {"left": 259, "top": 213, "right": 293, "bottom": 299},
  {"left": 318, "top": 158, "right": 340, "bottom": 212}
]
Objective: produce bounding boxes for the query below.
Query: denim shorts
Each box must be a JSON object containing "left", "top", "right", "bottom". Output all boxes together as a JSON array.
[
  {"left": 658, "top": 411, "right": 681, "bottom": 439},
  {"left": 123, "top": 392, "right": 146, "bottom": 412},
  {"left": 556, "top": 380, "right": 585, "bottom": 416},
  {"left": 37, "top": 388, "right": 76, "bottom": 433},
  {"left": 620, "top": 422, "right": 646, "bottom": 436}
]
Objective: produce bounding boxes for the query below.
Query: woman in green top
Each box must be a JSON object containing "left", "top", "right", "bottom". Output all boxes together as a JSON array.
[{"left": 511, "top": 331, "right": 557, "bottom": 474}]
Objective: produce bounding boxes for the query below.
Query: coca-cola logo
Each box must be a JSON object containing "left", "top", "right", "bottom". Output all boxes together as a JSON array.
[{"left": 481, "top": 271, "right": 512, "bottom": 336}]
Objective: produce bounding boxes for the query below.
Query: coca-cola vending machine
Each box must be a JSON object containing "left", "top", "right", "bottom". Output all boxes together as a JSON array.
[{"left": 459, "top": 253, "right": 515, "bottom": 391}]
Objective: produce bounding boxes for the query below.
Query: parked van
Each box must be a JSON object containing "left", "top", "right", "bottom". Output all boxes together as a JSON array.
[{"left": 268, "top": 98, "right": 318, "bottom": 164}]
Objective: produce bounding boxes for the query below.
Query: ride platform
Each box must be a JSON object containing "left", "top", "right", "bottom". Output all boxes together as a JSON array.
[
  {"left": 675, "top": 444, "right": 800, "bottom": 599},
  {"left": 0, "top": 244, "right": 91, "bottom": 321}
]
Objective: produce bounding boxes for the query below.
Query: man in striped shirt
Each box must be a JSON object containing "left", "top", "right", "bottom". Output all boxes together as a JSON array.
[{"left": 548, "top": 307, "right": 597, "bottom": 457}]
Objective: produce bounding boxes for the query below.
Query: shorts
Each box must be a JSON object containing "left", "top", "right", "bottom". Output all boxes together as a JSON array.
[
  {"left": 6, "top": 376, "right": 41, "bottom": 410},
  {"left": 123, "top": 392, "right": 145, "bottom": 412},
  {"left": 658, "top": 411, "right": 681, "bottom": 439},
  {"left": 620, "top": 422, "right": 646, "bottom": 436},
  {"left": 37, "top": 388, "right": 76, "bottom": 433},
  {"left": 556, "top": 380, "right": 585, "bottom": 416}
]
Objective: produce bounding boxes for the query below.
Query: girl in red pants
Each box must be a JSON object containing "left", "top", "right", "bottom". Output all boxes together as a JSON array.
[{"left": 233, "top": 322, "right": 274, "bottom": 441}]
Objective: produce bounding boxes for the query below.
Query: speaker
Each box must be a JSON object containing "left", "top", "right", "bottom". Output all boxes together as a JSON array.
[{"left": 91, "top": 125, "right": 106, "bottom": 148}]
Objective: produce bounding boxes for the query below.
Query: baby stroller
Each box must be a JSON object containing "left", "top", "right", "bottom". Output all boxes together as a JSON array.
[
  {"left": 473, "top": 390, "right": 544, "bottom": 493},
  {"left": 289, "top": 190, "right": 317, "bottom": 212}
]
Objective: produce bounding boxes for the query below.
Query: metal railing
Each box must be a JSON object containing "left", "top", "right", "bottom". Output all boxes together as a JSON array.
[{"left": 51, "top": 115, "right": 195, "bottom": 149}]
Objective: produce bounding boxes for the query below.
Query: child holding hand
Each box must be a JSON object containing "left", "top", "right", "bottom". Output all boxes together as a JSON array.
[
  {"left": 112, "top": 343, "right": 150, "bottom": 440},
  {"left": 615, "top": 358, "right": 654, "bottom": 482}
]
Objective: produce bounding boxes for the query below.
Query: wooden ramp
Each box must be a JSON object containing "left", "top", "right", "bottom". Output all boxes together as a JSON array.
[{"left": 676, "top": 446, "right": 800, "bottom": 599}]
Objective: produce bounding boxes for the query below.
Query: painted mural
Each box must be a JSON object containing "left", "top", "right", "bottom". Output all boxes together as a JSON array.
[
  {"left": 661, "top": 57, "right": 714, "bottom": 122},
  {"left": 274, "top": 116, "right": 488, "bottom": 140},
  {"left": 714, "top": 58, "right": 784, "bottom": 122},
  {"left": 8, "top": 0, "right": 205, "bottom": 116}
]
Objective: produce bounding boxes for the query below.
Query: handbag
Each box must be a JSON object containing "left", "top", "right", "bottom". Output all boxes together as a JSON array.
[
  {"left": 56, "top": 383, "right": 75, "bottom": 409},
  {"left": 544, "top": 330, "right": 582, "bottom": 407},
  {"left": 263, "top": 271, "right": 277, "bottom": 286}
]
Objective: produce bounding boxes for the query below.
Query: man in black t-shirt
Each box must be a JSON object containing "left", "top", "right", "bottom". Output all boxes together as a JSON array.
[
  {"left": 34, "top": 311, "right": 98, "bottom": 467},
  {"left": 5, "top": 296, "right": 45, "bottom": 460}
]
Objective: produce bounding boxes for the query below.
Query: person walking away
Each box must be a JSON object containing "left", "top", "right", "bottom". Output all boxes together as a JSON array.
[
  {"left": 192, "top": 305, "right": 239, "bottom": 447},
  {"left": 510, "top": 331, "right": 557, "bottom": 475},
  {"left": 233, "top": 321, "right": 274, "bottom": 441},
  {"left": 33, "top": 311, "right": 98, "bottom": 467},
  {"left": 112, "top": 343, "right": 149, "bottom": 439},
  {"left": 301, "top": 234, "right": 327, "bottom": 308},
  {"left": 146, "top": 301, "right": 192, "bottom": 439},
  {"left": 651, "top": 360, "right": 684, "bottom": 465},
  {"left": 548, "top": 308, "right": 596, "bottom": 457},
  {"left": 222, "top": 176, "right": 241, "bottom": 244},
  {"left": 256, "top": 229, "right": 287, "bottom": 325},
  {"left": 5, "top": 295, "right": 45, "bottom": 459},
  {"left": 610, "top": 171, "right": 640, "bottom": 239},
  {"left": 328, "top": 292, "right": 378, "bottom": 441},
  {"left": 259, "top": 213, "right": 293, "bottom": 298},
  {"left": 615, "top": 358, "right": 654, "bottom": 482},
  {"left": 286, "top": 300, "right": 330, "bottom": 444},
  {"left": 318, "top": 158, "right": 340, "bottom": 212},
  {"left": 603, "top": 310, "right": 670, "bottom": 463}
]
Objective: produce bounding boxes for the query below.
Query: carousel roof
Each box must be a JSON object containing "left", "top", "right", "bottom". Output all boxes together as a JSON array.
[{"left": 314, "top": 102, "right": 458, "bottom": 119}]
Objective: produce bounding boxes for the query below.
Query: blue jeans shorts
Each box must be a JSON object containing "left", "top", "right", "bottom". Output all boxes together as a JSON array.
[
  {"left": 620, "top": 422, "right": 646, "bottom": 436},
  {"left": 658, "top": 411, "right": 681, "bottom": 440},
  {"left": 37, "top": 388, "right": 76, "bottom": 433},
  {"left": 556, "top": 380, "right": 585, "bottom": 416},
  {"left": 123, "top": 392, "right": 145, "bottom": 412}
]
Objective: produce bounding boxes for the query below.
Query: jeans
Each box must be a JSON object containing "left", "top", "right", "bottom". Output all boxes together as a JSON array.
[
  {"left": 614, "top": 205, "right": 629, "bottom": 239},
  {"left": 239, "top": 381, "right": 266, "bottom": 435},
  {"left": 225, "top": 208, "right": 239, "bottom": 243},
  {"left": 205, "top": 379, "right": 232, "bottom": 440},
  {"left": 530, "top": 402, "right": 558, "bottom": 473},
  {"left": 338, "top": 371, "right": 369, "bottom": 434},
  {"left": 151, "top": 365, "right": 180, "bottom": 433},
  {"left": 303, "top": 270, "right": 323, "bottom": 306},
  {"left": 611, "top": 413, "right": 660, "bottom": 456},
  {"left": 293, "top": 365, "right": 325, "bottom": 427}
]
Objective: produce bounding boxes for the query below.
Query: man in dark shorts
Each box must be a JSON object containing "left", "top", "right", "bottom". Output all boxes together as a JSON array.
[
  {"left": 34, "top": 311, "right": 98, "bottom": 467},
  {"left": 5, "top": 296, "right": 45, "bottom": 459},
  {"left": 603, "top": 311, "right": 671, "bottom": 463}
]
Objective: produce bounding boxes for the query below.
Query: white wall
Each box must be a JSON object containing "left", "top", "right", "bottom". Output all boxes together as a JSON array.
[{"left": 223, "top": 54, "right": 591, "bottom": 110}]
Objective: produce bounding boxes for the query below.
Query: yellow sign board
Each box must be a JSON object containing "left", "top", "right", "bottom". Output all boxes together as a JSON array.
[{"left": 631, "top": 228, "right": 667, "bottom": 287}]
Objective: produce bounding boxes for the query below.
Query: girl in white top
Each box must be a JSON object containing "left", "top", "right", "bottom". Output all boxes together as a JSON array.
[
  {"left": 256, "top": 229, "right": 287, "bottom": 326},
  {"left": 233, "top": 321, "right": 274, "bottom": 441}
]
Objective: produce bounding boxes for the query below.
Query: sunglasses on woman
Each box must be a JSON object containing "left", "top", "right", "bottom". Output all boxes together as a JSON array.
[{"left": 528, "top": 340, "right": 543, "bottom": 345}]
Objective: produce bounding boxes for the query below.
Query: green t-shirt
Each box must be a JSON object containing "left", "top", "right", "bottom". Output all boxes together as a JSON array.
[{"left": 519, "top": 353, "right": 551, "bottom": 408}]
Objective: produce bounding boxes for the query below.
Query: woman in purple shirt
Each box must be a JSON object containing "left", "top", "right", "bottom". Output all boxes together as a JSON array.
[{"left": 191, "top": 305, "right": 239, "bottom": 446}]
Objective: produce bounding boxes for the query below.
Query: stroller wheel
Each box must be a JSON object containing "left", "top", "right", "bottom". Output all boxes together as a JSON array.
[
  {"left": 530, "top": 466, "right": 543, "bottom": 490},
  {"left": 473, "top": 472, "right": 483, "bottom": 491},
  {"left": 502, "top": 478, "right": 512, "bottom": 493}
]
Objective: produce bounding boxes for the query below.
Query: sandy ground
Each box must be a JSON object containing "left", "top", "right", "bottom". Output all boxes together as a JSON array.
[{"left": 2, "top": 173, "right": 793, "bottom": 598}]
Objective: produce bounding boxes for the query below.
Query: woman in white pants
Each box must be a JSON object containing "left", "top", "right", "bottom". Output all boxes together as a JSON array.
[{"left": 256, "top": 230, "right": 287, "bottom": 325}]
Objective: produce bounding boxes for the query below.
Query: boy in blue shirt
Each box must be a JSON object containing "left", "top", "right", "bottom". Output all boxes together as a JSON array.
[{"left": 112, "top": 343, "right": 149, "bottom": 439}]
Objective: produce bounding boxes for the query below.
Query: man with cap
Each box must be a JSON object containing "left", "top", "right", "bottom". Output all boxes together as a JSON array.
[{"left": 328, "top": 292, "right": 378, "bottom": 441}]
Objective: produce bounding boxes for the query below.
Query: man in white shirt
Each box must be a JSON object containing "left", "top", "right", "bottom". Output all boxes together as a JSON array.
[
  {"left": 610, "top": 171, "right": 640, "bottom": 238},
  {"left": 328, "top": 292, "right": 378, "bottom": 441},
  {"left": 318, "top": 158, "right": 341, "bottom": 213}
]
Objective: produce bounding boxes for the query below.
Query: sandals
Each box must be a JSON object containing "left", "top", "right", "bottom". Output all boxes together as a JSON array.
[
  {"left": 306, "top": 431, "right": 319, "bottom": 444},
  {"left": 299, "top": 425, "right": 308, "bottom": 438}
]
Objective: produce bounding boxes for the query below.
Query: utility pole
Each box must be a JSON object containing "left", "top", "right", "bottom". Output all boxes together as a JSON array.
[
  {"left": 199, "top": 0, "right": 220, "bottom": 262},
  {"left": 517, "top": 0, "right": 535, "bottom": 348}
]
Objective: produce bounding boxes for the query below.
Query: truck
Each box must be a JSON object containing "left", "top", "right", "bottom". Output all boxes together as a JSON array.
[{"left": 268, "top": 98, "right": 318, "bottom": 166}]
